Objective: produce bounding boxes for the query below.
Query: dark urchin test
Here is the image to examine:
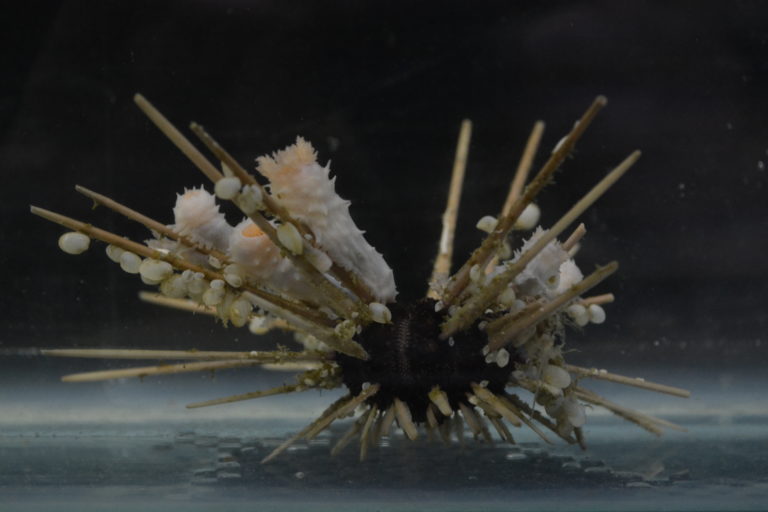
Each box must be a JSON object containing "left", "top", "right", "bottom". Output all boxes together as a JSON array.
[{"left": 338, "top": 298, "right": 518, "bottom": 423}]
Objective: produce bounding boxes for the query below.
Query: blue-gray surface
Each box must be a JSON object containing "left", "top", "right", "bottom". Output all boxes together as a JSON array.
[{"left": 1, "top": 361, "right": 766, "bottom": 511}]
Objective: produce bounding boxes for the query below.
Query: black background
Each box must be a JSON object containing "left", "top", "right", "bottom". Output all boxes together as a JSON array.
[{"left": 2, "top": 1, "right": 767, "bottom": 368}]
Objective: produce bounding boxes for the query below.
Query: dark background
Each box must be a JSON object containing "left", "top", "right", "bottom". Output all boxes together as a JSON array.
[{"left": 2, "top": 1, "right": 767, "bottom": 368}]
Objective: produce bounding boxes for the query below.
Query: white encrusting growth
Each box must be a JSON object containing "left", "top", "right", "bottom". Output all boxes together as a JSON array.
[
  {"left": 257, "top": 137, "right": 397, "bottom": 303},
  {"left": 276, "top": 222, "right": 303, "bottom": 255},
  {"left": 514, "top": 203, "right": 540, "bottom": 230},
  {"left": 58, "top": 232, "right": 90, "bottom": 254},
  {"left": 496, "top": 348, "right": 510, "bottom": 368},
  {"left": 223, "top": 263, "right": 245, "bottom": 288},
  {"left": 545, "top": 395, "right": 587, "bottom": 430},
  {"left": 497, "top": 287, "right": 517, "bottom": 307},
  {"left": 562, "top": 396, "right": 586, "bottom": 427},
  {"left": 235, "top": 184, "right": 263, "bottom": 214},
  {"left": 138, "top": 259, "right": 173, "bottom": 284},
  {"left": 105, "top": 244, "right": 123, "bottom": 263},
  {"left": 201, "top": 279, "right": 225, "bottom": 306},
  {"left": 304, "top": 246, "right": 332, "bottom": 273},
  {"left": 159, "top": 274, "right": 187, "bottom": 298},
  {"left": 476, "top": 215, "right": 498, "bottom": 233},
  {"left": 214, "top": 176, "right": 241, "bottom": 200},
  {"left": 588, "top": 304, "right": 606, "bottom": 324},
  {"left": 542, "top": 364, "right": 572, "bottom": 390},
  {"left": 368, "top": 302, "right": 392, "bottom": 324},
  {"left": 567, "top": 303, "right": 590, "bottom": 326},
  {"left": 566, "top": 302, "right": 607, "bottom": 326},
  {"left": 119, "top": 251, "right": 141, "bottom": 274},
  {"left": 228, "top": 296, "right": 253, "bottom": 327}
]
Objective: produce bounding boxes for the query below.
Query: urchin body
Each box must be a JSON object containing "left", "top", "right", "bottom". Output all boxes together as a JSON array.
[{"left": 338, "top": 299, "right": 516, "bottom": 423}]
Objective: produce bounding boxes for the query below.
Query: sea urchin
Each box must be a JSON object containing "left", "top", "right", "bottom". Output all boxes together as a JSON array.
[{"left": 32, "top": 94, "right": 689, "bottom": 463}]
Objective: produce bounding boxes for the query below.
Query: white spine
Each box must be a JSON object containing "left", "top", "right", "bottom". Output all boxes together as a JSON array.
[{"left": 257, "top": 137, "right": 397, "bottom": 303}]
